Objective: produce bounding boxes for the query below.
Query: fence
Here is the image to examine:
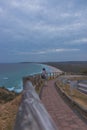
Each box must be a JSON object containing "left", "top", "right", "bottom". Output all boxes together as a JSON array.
[
  {"left": 14, "top": 72, "right": 62, "bottom": 130},
  {"left": 23, "top": 72, "right": 61, "bottom": 93}
]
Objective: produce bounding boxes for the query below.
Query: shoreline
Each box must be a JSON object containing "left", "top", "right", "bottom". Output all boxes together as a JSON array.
[{"left": 0, "top": 64, "right": 60, "bottom": 93}]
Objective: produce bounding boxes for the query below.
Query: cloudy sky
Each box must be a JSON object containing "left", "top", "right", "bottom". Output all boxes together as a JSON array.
[{"left": 0, "top": 0, "right": 87, "bottom": 63}]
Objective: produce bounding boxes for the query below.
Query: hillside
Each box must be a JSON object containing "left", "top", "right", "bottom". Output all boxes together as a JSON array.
[
  {"left": 0, "top": 88, "right": 22, "bottom": 130},
  {"left": 43, "top": 61, "right": 87, "bottom": 74}
]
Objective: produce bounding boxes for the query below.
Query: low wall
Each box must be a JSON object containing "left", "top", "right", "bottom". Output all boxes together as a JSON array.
[
  {"left": 14, "top": 81, "right": 58, "bottom": 130},
  {"left": 14, "top": 72, "right": 62, "bottom": 130},
  {"left": 23, "top": 72, "right": 61, "bottom": 94}
]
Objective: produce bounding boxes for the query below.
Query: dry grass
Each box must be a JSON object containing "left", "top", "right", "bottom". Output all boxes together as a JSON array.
[
  {"left": 66, "top": 76, "right": 87, "bottom": 81},
  {"left": 0, "top": 94, "right": 22, "bottom": 130},
  {"left": 56, "top": 79, "right": 87, "bottom": 109}
]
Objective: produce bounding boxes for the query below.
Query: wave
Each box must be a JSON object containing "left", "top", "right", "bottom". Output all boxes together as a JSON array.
[
  {"left": 3, "top": 77, "right": 8, "bottom": 80},
  {"left": 0, "top": 63, "right": 60, "bottom": 93},
  {"left": 7, "top": 87, "right": 14, "bottom": 91}
]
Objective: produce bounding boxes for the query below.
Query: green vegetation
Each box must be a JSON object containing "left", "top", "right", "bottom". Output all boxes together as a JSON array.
[
  {"left": 82, "top": 70, "right": 87, "bottom": 75},
  {"left": 0, "top": 87, "right": 19, "bottom": 103},
  {"left": 43, "top": 61, "right": 87, "bottom": 73}
]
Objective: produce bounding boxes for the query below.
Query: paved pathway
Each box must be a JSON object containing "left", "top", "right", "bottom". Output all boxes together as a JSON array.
[{"left": 41, "top": 79, "right": 87, "bottom": 130}]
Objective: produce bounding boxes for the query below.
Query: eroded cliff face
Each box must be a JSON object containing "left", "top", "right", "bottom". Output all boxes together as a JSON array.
[{"left": 0, "top": 88, "right": 22, "bottom": 130}]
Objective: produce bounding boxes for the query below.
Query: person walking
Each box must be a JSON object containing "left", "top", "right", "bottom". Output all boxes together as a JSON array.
[{"left": 41, "top": 68, "right": 48, "bottom": 86}]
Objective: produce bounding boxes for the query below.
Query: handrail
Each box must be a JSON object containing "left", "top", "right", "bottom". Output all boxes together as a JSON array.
[
  {"left": 14, "top": 81, "right": 58, "bottom": 130},
  {"left": 14, "top": 71, "right": 62, "bottom": 130},
  {"left": 23, "top": 72, "right": 62, "bottom": 89}
]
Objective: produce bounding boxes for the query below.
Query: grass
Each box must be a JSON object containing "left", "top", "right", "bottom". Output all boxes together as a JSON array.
[
  {"left": 56, "top": 78, "right": 87, "bottom": 109},
  {"left": 0, "top": 94, "right": 22, "bottom": 130}
]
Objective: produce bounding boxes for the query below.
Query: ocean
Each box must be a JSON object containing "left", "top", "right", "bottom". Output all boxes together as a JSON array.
[{"left": 0, "top": 63, "right": 53, "bottom": 93}]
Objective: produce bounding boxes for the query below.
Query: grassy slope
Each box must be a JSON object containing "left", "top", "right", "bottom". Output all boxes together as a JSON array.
[{"left": 0, "top": 88, "right": 22, "bottom": 130}]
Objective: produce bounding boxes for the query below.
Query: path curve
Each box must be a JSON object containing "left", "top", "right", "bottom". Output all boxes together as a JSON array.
[{"left": 41, "top": 79, "right": 87, "bottom": 130}]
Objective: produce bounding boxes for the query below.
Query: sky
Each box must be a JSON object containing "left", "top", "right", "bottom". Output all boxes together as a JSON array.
[{"left": 0, "top": 0, "right": 87, "bottom": 63}]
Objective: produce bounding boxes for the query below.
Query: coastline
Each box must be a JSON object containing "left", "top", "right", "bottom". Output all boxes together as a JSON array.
[
  {"left": 41, "top": 63, "right": 62, "bottom": 73},
  {"left": 0, "top": 63, "right": 60, "bottom": 94}
]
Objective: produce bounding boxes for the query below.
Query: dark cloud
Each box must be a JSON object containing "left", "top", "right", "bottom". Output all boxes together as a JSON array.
[{"left": 0, "top": 0, "right": 87, "bottom": 62}]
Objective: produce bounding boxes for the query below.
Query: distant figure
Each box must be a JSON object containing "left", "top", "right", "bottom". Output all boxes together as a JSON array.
[{"left": 41, "top": 68, "right": 48, "bottom": 86}]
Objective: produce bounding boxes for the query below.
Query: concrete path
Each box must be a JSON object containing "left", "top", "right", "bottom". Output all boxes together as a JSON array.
[{"left": 41, "top": 79, "right": 87, "bottom": 130}]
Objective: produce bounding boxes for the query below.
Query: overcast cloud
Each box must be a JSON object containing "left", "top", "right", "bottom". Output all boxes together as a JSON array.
[{"left": 0, "top": 0, "right": 87, "bottom": 62}]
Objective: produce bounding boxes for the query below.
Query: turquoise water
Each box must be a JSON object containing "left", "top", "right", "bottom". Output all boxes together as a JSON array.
[{"left": 0, "top": 63, "right": 52, "bottom": 93}]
